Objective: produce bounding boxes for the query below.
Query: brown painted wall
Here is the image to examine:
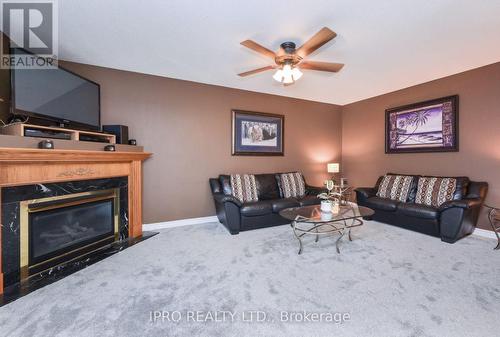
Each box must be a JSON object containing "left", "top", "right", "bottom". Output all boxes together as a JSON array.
[
  {"left": 342, "top": 62, "right": 500, "bottom": 230},
  {"left": 61, "top": 60, "right": 499, "bottom": 230},
  {"left": 62, "top": 62, "right": 342, "bottom": 224}
]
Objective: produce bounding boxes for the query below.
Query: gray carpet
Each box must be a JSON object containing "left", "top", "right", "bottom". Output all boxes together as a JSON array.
[{"left": 1, "top": 220, "right": 499, "bottom": 337}]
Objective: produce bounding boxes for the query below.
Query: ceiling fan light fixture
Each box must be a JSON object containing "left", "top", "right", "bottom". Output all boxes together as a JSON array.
[
  {"left": 282, "top": 75, "right": 294, "bottom": 84},
  {"left": 291, "top": 67, "right": 303, "bottom": 81},
  {"left": 273, "top": 64, "right": 302, "bottom": 84},
  {"left": 281, "top": 64, "right": 294, "bottom": 84},
  {"left": 272, "top": 68, "right": 284, "bottom": 82}
]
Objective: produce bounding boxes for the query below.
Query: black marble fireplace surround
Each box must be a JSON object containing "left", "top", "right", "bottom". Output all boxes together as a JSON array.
[{"left": 1, "top": 177, "right": 129, "bottom": 289}]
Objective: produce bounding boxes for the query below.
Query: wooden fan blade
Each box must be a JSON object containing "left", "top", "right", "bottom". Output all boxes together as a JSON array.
[
  {"left": 299, "top": 61, "right": 344, "bottom": 72},
  {"left": 296, "top": 27, "right": 337, "bottom": 58},
  {"left": 240, "top": 40, "right": 276, "bottom": 59},
  {"left": 238, "top": 65, "right": 275, "bottom": 77}
]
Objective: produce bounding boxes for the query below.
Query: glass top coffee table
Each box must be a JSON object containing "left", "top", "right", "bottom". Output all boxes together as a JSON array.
[{"left": 279, "top": 202, "right": 375, "bottom": 254}]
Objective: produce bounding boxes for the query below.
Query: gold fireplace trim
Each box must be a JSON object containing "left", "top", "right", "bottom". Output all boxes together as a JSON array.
[{"left": 19, "top": 188, "right": 120, "bottom": 280}]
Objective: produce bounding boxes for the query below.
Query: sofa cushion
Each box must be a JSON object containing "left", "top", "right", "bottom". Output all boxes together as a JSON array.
[
  {"left": 387, "top": 173, "right": 420, "bottom": 202},
  {"left": 376, "top": 174, "right": 414, "bottom": 202},
  {"left": 398, "top": 203, "right": 439, "bottom": 219},
  {"left": 230, "top": 174, "right": 259, "bottom": 202},
  {"left": 279, "top": 172, "right": 306, "bottom": 198},
  {"left": 415, "top": 177, "right": 457, "bottom": 207},
  {"left": 426, "top": 176, "right": 469, "bottom": 200},
  {"left": 297, "top": 195, "right": 321, "bottom": 206},
  {"left": 240, "top": 201, "right": 273, "bottom": 216},
  {"left": 255, "top": 174, "right": 280, "bottom": 200},
  {"left": 271, "top": 198, "right": 300, "bottom": 213},
  {"left": 365, "top": 196, "right": 399, "bottom": 212}
]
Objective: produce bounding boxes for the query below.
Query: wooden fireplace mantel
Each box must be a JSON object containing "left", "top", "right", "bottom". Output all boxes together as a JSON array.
[
  {"left": 0, "top": 147, "right": 151, "bottom": 163},
  {"left": 0, "top": 147, "right": 152, "bottom": 294}
]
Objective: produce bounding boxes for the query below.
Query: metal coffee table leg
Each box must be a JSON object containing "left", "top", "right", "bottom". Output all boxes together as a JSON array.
[
  {"left": 336, "top": 230, "right": 345, "bottom": 254},
  {"left": 348, "top": 218, "right": 363, "bottom": 241},
  {"left": 343, "top": 219, "right": 353, "bottom": 241},
  {"left": 292, "top": 221, "right": 304, "bottom": 255}
]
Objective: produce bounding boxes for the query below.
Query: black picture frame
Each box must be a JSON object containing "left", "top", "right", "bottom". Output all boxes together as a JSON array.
[
  {"left": 231, "top": 110, "right": 284, "bottom": 156},
  {"left": 385, "top": 95, "right": 459, "bottom": 154}
]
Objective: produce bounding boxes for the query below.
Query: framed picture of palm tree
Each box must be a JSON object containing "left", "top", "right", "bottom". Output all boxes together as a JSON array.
[{"left": 385, "top": 95, "right": 459, "bottom": 153}]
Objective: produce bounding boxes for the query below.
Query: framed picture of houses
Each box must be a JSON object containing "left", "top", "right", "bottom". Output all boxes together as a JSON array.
[
  {"left": 231, "top": 110, "right": 284, "bottom": 156},
  {"left": 385, "top": 95, "right": 459, "bottom": 154}
]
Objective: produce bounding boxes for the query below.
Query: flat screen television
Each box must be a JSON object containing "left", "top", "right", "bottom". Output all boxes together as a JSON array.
[{"left": 9, "top": 48, "right": 101, "bottom": 131}]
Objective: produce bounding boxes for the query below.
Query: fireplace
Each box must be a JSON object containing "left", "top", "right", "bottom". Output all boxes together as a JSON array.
[
  {"left": 1, "top": 177, "right": 129, "bottom": 288},
  {"left": 19, "top": 189, "right": 120, "bottom": 278},
  {"left": 0, "top": 147, "right": 150, "bottom": 301}
]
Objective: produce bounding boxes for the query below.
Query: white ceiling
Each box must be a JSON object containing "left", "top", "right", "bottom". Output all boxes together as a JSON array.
[{"left": 58, "top": 0, "right": 500, "bottom": 105}]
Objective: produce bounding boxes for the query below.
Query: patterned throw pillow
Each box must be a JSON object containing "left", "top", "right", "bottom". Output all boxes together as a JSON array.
[
  {"left": 376, "top": 175, "right": 414, "bottom": 202},
  {"left": 415, "top": 177, "right": 457, "bottom": 207},
  {"left": 280, "top": 172, "right": 306, "bottom": 198},
  {"left": 230, "top": 174, "right": 258, "bottom": 203}
]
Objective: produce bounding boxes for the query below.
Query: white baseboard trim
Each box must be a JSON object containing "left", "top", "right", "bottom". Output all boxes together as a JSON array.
[
  {"left": 143, "top": 215, "right": 219, "bottom": 231},
  {"left": 473, "top": 228, "right": 498, "bottom": 240},
  {"left": 143, "top": 216, "right": 498, "bottom": 240}
]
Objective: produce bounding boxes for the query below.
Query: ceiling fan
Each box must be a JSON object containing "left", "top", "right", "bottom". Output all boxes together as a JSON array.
[{"left": 238, "top": 27, "right": 344, "bottom": 85}]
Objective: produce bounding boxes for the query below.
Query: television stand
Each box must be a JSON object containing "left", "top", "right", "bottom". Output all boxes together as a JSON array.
[{"left": 0, "top": 123, "right": 116, "bottom": 144}]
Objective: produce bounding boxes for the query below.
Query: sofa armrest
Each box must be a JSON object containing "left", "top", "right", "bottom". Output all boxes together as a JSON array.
[
  {"left": 355, "top": 187, "right": 377, "bottom": 199},
  {"left": 465, "top": 181, "right": 488, "bottom": 199},
  {"left": 213, "top": 193, "right": 242, "bottom": 207},
  {"left": 440, "top": 197, "right": 484, "bottom": 243},
  {"left": 305, "top": 184, "right": 326, "bottom": 196},
  {"left": 212, "top": 193, "right": 242, "bottom": 234},
  {"left": 439, "top": 198, "right": 482, "bottom": 211}
]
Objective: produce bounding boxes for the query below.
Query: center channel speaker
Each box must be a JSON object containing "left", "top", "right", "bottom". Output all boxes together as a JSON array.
[{"left": 102, "top": 125, "right": 129, "bottom": 144}]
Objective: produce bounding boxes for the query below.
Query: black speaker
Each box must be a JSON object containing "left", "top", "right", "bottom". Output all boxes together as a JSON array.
[{"left": 102, "top": 125, "right": 129, "bottom": 144}]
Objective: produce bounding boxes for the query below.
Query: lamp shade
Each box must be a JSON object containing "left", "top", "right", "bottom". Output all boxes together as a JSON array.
[{"left": 327, "top": 163, "right": 340, "bottom": 173}]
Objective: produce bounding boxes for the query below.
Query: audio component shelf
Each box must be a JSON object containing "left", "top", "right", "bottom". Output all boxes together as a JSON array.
[{"left": 1, "top": 123, "right": 116, "bottom": 144}]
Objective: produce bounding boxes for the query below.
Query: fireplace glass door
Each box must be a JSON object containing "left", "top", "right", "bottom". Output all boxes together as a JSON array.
[
  {"left": 29, "top": 199, "right": 114, "bottom": 265},
  {"left": 20, "top": 189, "right": 119, "bottom": 276}
]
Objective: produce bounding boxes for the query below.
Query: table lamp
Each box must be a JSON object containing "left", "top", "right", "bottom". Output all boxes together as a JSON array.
[{"left": 327, "top": 163, "right": 340, "bottom": 183}]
